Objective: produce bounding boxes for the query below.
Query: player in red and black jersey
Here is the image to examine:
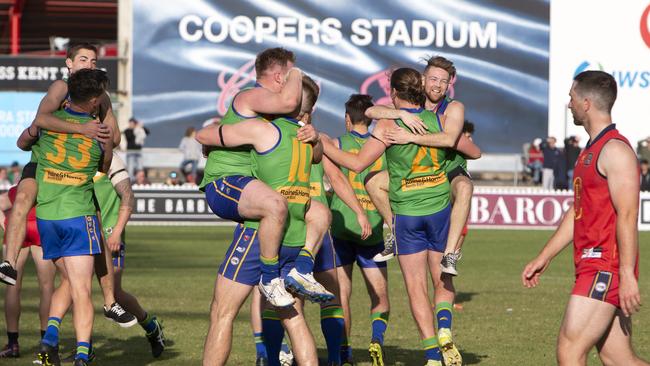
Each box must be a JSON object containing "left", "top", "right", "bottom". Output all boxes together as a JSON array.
[{"left": 522, "top": 71, "right": 648, "bottom": 365}]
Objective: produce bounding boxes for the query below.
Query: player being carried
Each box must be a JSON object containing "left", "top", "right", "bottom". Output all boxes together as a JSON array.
[
  {"left": 364, "top": 56, "right": 480, "bottom": 277},
  {"left": 523, "top": 71, "right": 649, "bottom": 365},
  {"left": 199, "top": 47, "right": 331, "bottom": 308}
]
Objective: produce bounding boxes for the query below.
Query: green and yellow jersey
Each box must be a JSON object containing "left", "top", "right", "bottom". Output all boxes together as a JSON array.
[{"left": 385, "top": 108, "right": 450, "bottom": 216}]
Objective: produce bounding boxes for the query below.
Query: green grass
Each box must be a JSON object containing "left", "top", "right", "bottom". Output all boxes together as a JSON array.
[{"left": 2, "top": 227, "right": 650, "bottom": 365}]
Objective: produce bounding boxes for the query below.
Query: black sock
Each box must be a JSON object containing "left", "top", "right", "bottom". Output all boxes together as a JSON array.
[
  {"left": 41, "top": 330, "right": 46, "bottom": 339},
  {"left": 7, "top": 332, "right": 18, "bottom": 345}
]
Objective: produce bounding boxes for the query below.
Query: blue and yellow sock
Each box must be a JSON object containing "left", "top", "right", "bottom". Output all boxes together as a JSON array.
[
  {"left": 42, "top": 317, "right": 61, "bottom": 347},
  {"left": 321, "top": 304, "right": 344, "bottom": 364},
  {"left": 371, "top": 311, "right": 389, "bottom": 344},
  {"left": 253, "top": 331, "right": 267, "bottom": 359},
  {"left": 294, "top": 248, "right": 315, "bottom": 275},
  {"left": 422, "top": 336, "right": 442, "bottom": 361},
  {"left": 340, "top": 334, "right": 353, "bottom": 362},
  {"left": 260, "top": 255, "right": 280, "bottom": 285},
  {"left": 139, "top": 312, "right": 157, "bottom": 334},
  {"left": 75, "top": 341, "right": 91, "bottom": 361},
  {"left": 435, "top": 302, "right": 453, "bottom": 330},
  {"left": 262, "top": 309, "right": 284, "bottom": 366}
]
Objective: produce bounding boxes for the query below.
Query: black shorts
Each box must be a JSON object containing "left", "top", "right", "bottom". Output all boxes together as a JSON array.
[
  {"left": 446, "top": 165, "right": 471, "bottom": 183},
  {"left": 20, "top": 162, "right": 37, "bottom": 181}
]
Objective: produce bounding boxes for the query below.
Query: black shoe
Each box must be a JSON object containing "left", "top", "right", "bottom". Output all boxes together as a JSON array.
[
  {"left": 0, "top": 343, "right": 19, "bottom": 358},
  {"left": 38, "top": 343, "right": 61, "bottom": 366},
  {"left": 256, "top": 356, "right": 269, "bottom": 366},
  {"left": 73, "top": 359, "right": 88, "bottom": 366},
  {"left": 0, "top": 261, "right": 17, "bottom": 285},
  {"left": 145, "top": 317, "right": 165, "bottom": 358},
  {"left": 61, "top": 345, "right": 95, "bottom": 363},
  {"left": 103, "top": 303, "right": 137, "bottom": 328}
]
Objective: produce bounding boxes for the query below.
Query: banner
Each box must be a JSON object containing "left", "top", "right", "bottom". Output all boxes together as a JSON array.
[
  {"left": 133, "top": 1, "right": 549, "bottom": 153},
  {"left": 0, "top": 56, "right": 118, "bottom": 92},
  {"left": 548, "top": 1, "right": 650, "bottom": 146},
  {"left": 0, "top": 92, "right": 42, "bottom": 166}
]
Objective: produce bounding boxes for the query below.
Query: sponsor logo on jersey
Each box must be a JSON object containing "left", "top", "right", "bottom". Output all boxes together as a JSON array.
[
  {"left": 401, "top": 172, "right": 447, "bottom": 191},
  {"left": 583, "top": 153, "right": 593, "bottom": 166},
  {"left": 43, "top": 168, "right": 88, "bottom": 186},
  {"left": 581, "top": 247, "right": 603, "bottom": 259},
  {"left": 278, "top": 186, "right": 310, "bottom": 204}
]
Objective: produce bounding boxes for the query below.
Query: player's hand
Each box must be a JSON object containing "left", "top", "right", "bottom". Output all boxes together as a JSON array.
[
  {"left": 619, "top": 273, "right": 642, "bottom": 317},
  {"left": 297, "top": 124, "right": 320, "bottom": 144},
  {"left": 80, "top": 120, "right": 111, "bottom": 143},
  {"left": 107, "top": 232, "right": 121, "bottom": 252},
  {"left": 522, "top": 257, "right": 550, "bottom": 288},
  {"left": 399, "top": 110, "right": 428, "bottom": 135},
  {"left": 385, "top": 127, "right": 415, "bottom": 145},
  {"left": 356, "top": 212, "right": 372, "bottom": 240}
]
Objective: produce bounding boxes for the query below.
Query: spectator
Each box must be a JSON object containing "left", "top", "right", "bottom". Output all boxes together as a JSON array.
[
  {"left": 541, "top": 136, "right": 561, "bottom": 190},
  {"left": 564, "top": 136, "right": 582, "bottom": 190},
  {"left": 165, "top": 171, "right": 182, "bottom": 186},
  {"left": 0, "top": 167, "right": 10, "bottom": 186},
  {"left": 8, "top": 161, "right": 21, "bottom": 184},
  {"left": 641, "top": 159, "right": 650, "bottom": 192},
  {"left": 179, "top": 127, "right": 202, "bottom": 184},
  {"left": 124, "top": 117, "right": 150, "bottom": 178},
  {"left": 133, "top": 169, "right": 151, "bottom": 185},
  {"left": 637, "top": 137, "right": 650, "bottom": 162},
  {"left": 527, "top": 138, "right": 544, "bottom": 184}
]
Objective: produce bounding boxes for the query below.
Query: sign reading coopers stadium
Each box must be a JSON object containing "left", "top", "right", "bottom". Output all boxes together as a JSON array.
[
  {"left": 0, "top": 56, "right": 118, "bottom": 92},
  {"left": 129, "top": 187, "right": 650, "bottom": 230}
]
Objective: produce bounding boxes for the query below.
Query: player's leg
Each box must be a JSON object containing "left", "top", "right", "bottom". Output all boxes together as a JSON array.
[
  {"left": 250, "top": 290, "right": 269, "bottom": 364},
  {"left": 557, "top": 295, "right": 617, "bottom": 365},
  {"left": 202, "top": 275, "right": 253, "bottom": 366},
  {"left": 286, "top": 200, "right": 334, "bottom": 303},
  {"left": 277, "top": 297, "right": 318, "bottom": 366},
  {"left": 596, "top": 309, "right": 650, "bottom": 366},
  {"left": 29, "top": 245, "right": 56, "bottom": 340},
  {"left": 204, "top": 224, "right": 260, "bottom": 365},
  {"left": 364, "top": 171, "right": 395, "bottom": 262},
  {"left": 440, "top": 172, "right": 473, "bottom": 276},
  {"left": 62, "top": 254, "right": 95, "bottom": 363},
  {"left": 314, "top": 232, "right": 344, "bottom": 365},
  {"left": 95, "top": 221, "right": 136, "bottom": 327},
  {"left": 394, "top": 214, "right": 442, "bottom": 365},
  {"left": 359, "top": 256, "right": 390, "bottom": 366},
  {"left": 0, "top": 174, "right": 36, "bottom": 283},
  {"left": 205, "top": 177, "right": 293, "bottom": 307},
  {"left": 114, "top": 264, "right": 165, "bottom": 358},
  {"left": 39, "top": 258, "right": 70, "bottom": 365},
  {"left": 332, "top": 237, "right": 357, "bottom": 364},
  {"left": 0, "top": 246, "right": 29, "bottom": 357}
]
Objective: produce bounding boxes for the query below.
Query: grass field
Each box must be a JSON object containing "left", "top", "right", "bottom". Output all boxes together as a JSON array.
[{"left": 2, "top": 226, "right": 650, "bottom": 365}]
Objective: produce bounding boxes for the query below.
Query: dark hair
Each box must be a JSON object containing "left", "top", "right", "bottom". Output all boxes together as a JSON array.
[
  {"left": 67, "top": 68, "right": 109, "bottom": 105},
  {"left": 301, "top": 74, "right": 319, "bottom": 114},
  {"left": 641, "top": 159, "right": 649, "bottom": 165},
  {"left": 390, "top": 68, "right": 425, "bottom": 106},
  {"left": 424, "top": 56, "right": 456, "bottom": 79},
  {"left": 345, "top": 94, "right": 374, "bottom": 126},
  {"left": 66, "top": 42, "right": 98, "bottom": 60},
  {"left": 573, "top": 70, "right": 617, "bottom": 113},
  {"left": 185, "top": 127, "right": 195, "bottom": 137},
  {"left": 255, "top": 47, "right": 296, "bottom": 76},
  {"left": 462, "top": 120, "right": 475, "bottom": 135}
]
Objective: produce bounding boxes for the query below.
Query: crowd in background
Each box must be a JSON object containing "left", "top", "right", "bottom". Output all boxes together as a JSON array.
[{"left": 526, "top": 135, "right": 650, "bottom": 191}]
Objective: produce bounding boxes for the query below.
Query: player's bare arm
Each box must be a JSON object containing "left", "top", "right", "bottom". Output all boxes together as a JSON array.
[
  {"left": 16, "top": 123, "right": 40, "bottom": 151},
  {"left": 322, "top": 120, "right": 390, "bottom": 173},
  {"left": 33, "top": 80, "right": 110, "bottom": 143},
  {"left": 297, "top": 123, "right": 323, "bottom": 163},
  {"left": 522, "top": 206, "right": 575, "bottom": 288},
  {"left": 107, "top": 178, "right": 134, "bottom": 252},
  {"left": 366, "top": 104, "right": 427, "bottom": 134},
  {"left": 100, "top": 139, "right": 114, "bottom": 173},
  {"left": 98, "top": 93, "right": 121, "bottom": 146},
  {"left": 235, "top": 68, "right": 303, "bottom": 116},
  {"left": 600, "top": 139, "right": 642, "bottom": 316},
  {"left": 195, "top": 119, "right": 279, "bottom": 153},
  {"left": 322, "top": 155, "right": 372, "bottom": 239}
]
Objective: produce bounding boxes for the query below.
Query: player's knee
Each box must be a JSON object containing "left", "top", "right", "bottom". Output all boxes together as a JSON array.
[{"left": 264, "top": 195, "right": 288, "bottom": 222}]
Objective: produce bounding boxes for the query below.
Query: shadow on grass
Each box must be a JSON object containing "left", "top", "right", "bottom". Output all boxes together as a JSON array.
[
  {"left": 327, "top": 345, "right": 489, "bottom": 365},
  {"left": 456, "top": 291, "right": 479, "bottom": 304}
]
